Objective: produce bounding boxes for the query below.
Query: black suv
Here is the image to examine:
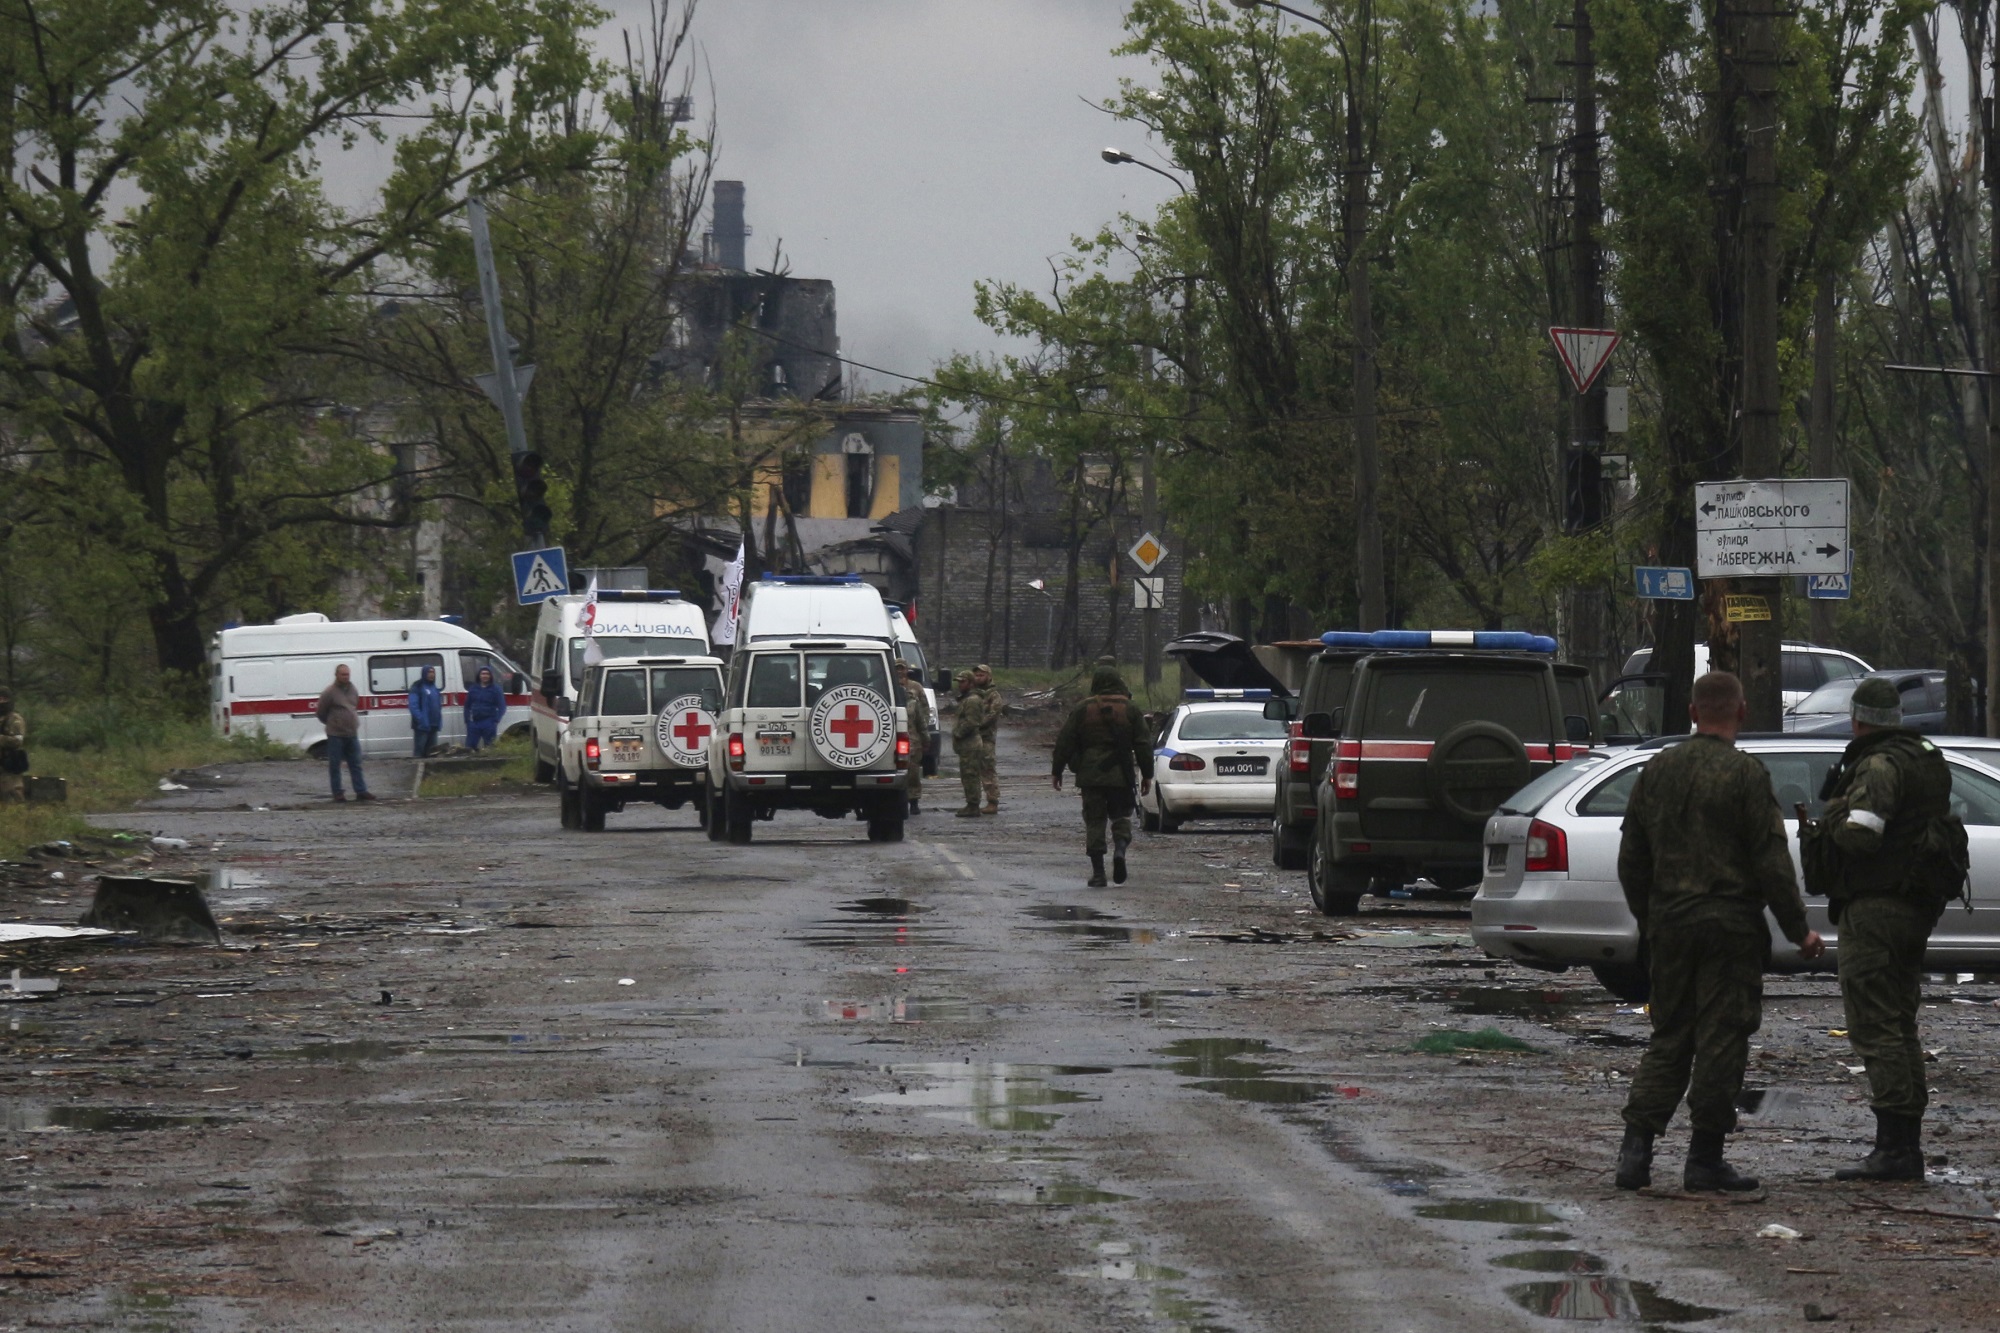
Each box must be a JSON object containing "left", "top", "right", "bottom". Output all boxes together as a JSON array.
[
  {"left": 1306, "top": 631, "right": 1595, "bottom": 915},
  {"left": 1268, "top": 648, "right": 1364, "bottom": 869}
]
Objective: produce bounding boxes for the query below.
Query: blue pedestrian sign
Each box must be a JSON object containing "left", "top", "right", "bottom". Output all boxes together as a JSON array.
[
  {"left": 512, "top": 546, "right": 569, "bottom": 605},
  {"left": 1806, "top": 572, "right": 1851, "bottom": 600},
  {"left": 1634, "top": 566, "right": 1695, "bottom": 601}
]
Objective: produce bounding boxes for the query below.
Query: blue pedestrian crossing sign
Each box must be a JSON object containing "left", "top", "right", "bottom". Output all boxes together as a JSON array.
[
  {"left": 512, "top": 546, "right": 569, "bottom": 605},
  {"left": 1634, "top": 566, "right": 1695, "bottom": 601},
  {"left": 1806, "top": 572, "right": 1851, "bottom": 600}
]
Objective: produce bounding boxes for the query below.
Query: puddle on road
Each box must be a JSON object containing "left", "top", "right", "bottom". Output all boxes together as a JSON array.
[
  {"left": 1735, "top": 1087, "right": 1807, "bottom": 1118},
  {"left": 1118, "top": 989, "right": 1221, "bottom": 1018},
  {"left": 1023, "top": 903, "right": 1119, "bottom": 922},
  {"left": 838, "top": 897, "right": 931, "bottom": 916},
  {"left": 1416, "top": 1197, "right": 1562, "bottom": 1225},
  {"left": 1576, "top": 1031, "right": 1646, "bottom": 1049},
  {"left": 793, "top": 920, "right": 959, "bottom": 949},
  {"left": 858, "top": 1062, "right": 1107, "bottom": 1131},
  {"left": 1494, "top": 1249, "right": 1609, "bottom": 1274},
  {"left": 4, "top": 1104, "right": 236, "bottom": 1133},
  {"left": 1154, "top": 1037, "right": 1332, "bottom": 1105},
  {"left": 1505, "top": 1278, "right": 1725, "bottom": 1324},
  {"left": 1036, "top": 923, "right": 1161, "bottom": 947},
  {"left": 821, "top": 996, "right": 978, "bottom": 1023},
  {"left": 1506, "top": 1228, "right": 1575, "bottom": 1243},
  {"left": 997, "top": 1182, "right": 1133, "bottom": 1206}
]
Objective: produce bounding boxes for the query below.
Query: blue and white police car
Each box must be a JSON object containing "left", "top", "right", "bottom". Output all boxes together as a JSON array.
[{"left": 1143, "top": 689, "right": 1291, "bottom": 833}]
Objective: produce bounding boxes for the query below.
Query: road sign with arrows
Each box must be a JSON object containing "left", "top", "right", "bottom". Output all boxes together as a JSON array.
[{"left": 1694, "top": 479, "right": 1849, "bottom": 578}]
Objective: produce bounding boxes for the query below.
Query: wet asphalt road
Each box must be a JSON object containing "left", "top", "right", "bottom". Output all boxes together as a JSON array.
[{"left": 8, "top": 728, "right": 2000, "bottom": 1330}]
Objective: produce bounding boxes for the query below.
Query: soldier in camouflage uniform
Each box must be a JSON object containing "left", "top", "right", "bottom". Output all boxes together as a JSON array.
[
  {"left": 0, "top": 687, "right": 24, "bottom": 803},
  {"left": 950, "top": 669, "right": 989, "bottom": 818},
  {"left": 1614, "top": 671, "right": 1824, "bottom": 1193},
  {"left": 894, "top": 661, "right": 931, "bottom": 815},
  {"left": 1052, "top": 666, "right": 1152, "bottom": 886},
  {"left": 1806, "top": 676, "right": 1964, "bottom": 1183},
  {"left": 970, "top": 664, "right": 1003, "bottom": 813}
]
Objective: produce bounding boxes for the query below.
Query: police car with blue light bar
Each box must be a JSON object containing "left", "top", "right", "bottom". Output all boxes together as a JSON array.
[{"left": 1142, "top": 688, "right": 1292, "bottom": 833}]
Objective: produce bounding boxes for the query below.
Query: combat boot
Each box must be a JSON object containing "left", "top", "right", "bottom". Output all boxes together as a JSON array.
[
  {"left": 1087, "top": 853, "right": 1108, "bottom": 888},
  {"left": 1835, "top": 1110, "right": 1926, "bottom": 1182},
  {"left": 1613, "top": 1125, "right": 1654, "bottom": 1190},
  {"left": 954, "top": 806, "right": 981, "bottom": 818},
  {"left": 1112, "top": 837, "right": 1130, "bottom": 885},
  {"left": 981, "top": 802, "right": 999, "bottom": 815},
  {"left": 1683, "top": 1128, "right": 1759, "bottom": 1192}
]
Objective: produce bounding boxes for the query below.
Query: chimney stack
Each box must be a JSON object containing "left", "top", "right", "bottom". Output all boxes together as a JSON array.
[{"left": 713, "top": 180, "right": 746, "bottom": 271}]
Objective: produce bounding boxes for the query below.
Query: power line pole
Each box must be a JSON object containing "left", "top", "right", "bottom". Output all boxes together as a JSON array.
[
  {"left": 1987, "top": 79, "right": 2000, "bottom": 735},
  {"left": 1808, "top": 272, "right": 1838, "bottom": 647},
  {"left": 1735, "top": 0, "right": 1784, "bottom": 730},
  {"left": 1562, "top": 0, "right": 1607, "bottom": 685},
  {"left": 1347, "top": 0, "right": 1385, "bottom": 631},
  {"left": 468, "top": 198, "right": 545, "bottom": 544}
]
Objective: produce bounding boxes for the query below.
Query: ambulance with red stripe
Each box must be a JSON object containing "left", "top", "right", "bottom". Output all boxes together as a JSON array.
[
  {"left": 527, "top": 590, "right": 709, "bottom": 782},
  {"left": 209, "top": 614, "right": 533, "bottom": 757},
  {"left": 1305, "top": 630, "right": 1598, "bottom": 917}
]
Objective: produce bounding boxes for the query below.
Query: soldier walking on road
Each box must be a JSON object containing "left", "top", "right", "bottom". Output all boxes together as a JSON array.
[
  {"left": 950, "top": 669, "right": 988, "bottom": 818},
  {"left": 1614, "top": 671, "right": 1824, "bottom": 1193},
  {"left": 1802, "top": 676, "right": 1967, "bottom": 1183},
  {"left": 1052, "top": 666, "right": 1152, "bottom": 887},
  {"left": 895, "top": 660, "right": 931, "bottom": 816},
  {"left": 971, "top": 664, "right": 1003, "bottom": 814},
  {"left": 0, "top": 687, "right": 25, "bottom": 803}
]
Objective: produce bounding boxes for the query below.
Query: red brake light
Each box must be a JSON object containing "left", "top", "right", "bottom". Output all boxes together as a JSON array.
[
  {"left": 584, "top": 737, "right": 601, "bottom": 769},
  {"left": 1168, "top": 753, "right": 1207, "bottom": 772},
  {"left": 1334, "top": 759, "right": 1359, "bottom": 798},
  {"left": 896, "top": 732, "right": 911, "bottom": 767},
  {"left": 1287, "top": 721, "right": 1309, "bottom": 774},
  {"left": 1525, "top": 819, "right": 1568, "bottom": 873},
  {"left": 727, "top": 732, "right": 745, "bottom": 770}
]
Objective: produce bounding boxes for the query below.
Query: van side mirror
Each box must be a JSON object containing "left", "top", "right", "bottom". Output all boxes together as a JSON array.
[
  {"left": 510, "top": 672, "right": 528, "bottom": 696},
  {"left": 1263, "top": 698, "right": 1297, "bottom": 722},
  {"left": 539, "top": 670, "right": 561, "bottom": 701},
  {"left": 933, "top": 668, "right": 951, "bottom": 693},
  {"left": 1301, "top": 711, "right": 1337, "bottom": 739},
  {"left": 556, "top": 697, "right": 573, "bottom": 720},
  {"left": 1564, "top": 714, "right": 1593, "bottom": 746}
]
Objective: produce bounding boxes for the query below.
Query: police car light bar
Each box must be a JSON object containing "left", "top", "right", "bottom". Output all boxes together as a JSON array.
[
  {"left": 1183, "top": 688, "right": 1274, "bottom": 700},
  {"left": 595, "top": 589, "right": 683, "bottom": 602},
  {"left": 1320, "top": 629, "right": 1558, "bottom": 654},
  {"left": 765, "top": 574, "right": 863, "bottom": 586}
]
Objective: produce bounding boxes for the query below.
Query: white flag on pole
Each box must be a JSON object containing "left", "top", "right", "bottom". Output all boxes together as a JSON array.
[
  {"left": 581, "top": 575, "right": 605, "bottom": 666},
  {"left": 714, "top": 540, "right": 746, "bottom": 646}
]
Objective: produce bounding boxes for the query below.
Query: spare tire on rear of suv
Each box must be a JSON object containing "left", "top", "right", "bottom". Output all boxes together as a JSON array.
[{"left": 1424, "top": 721, "right": 1532, "bottom": 825}]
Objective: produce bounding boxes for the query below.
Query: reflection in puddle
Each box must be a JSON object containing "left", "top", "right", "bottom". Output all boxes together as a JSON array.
[
  {"left": 997, "top": 1182, "right": 1133, "bottom": 1206},
  {"left": 1505, "top": 1228, "right": 1575, "bottom": 1243},
  {"left": 1155, "top": 1037, "right": 1331, "bottom": 1105},
  {"left": 858, "top": 1062, "right": 1108, "bottom": 1131},
  {"left": 1037, "top": 922, "right": 1160, "bottom": 947},
  {"left": 1416, "top": 1197, "right": 1562, "bottom": 1225},
  {"left": 1118, "top": 989, "right": 1220, "bottom": 1017},
  {"left": 838, "top": 897, "right": 930, "bottom": 916},
  {"left": 1577, "top": 1031, "right": 1646, "bottom": 1049},
  {"left": 1505, "top": 1278, "right": 1725, "bottom": 1323},
  {"left": 821, "top": 996, "right": 977, "bottom": 1023},
  {"left": 4, "top": 1104, "right": 235, "bottom": 1133},
  {"left": 1494, "top": 1249, "right": 1608, "bottom": 1274},
  {"left": 1023, "top": 903, "right": 1119, "bottom": 922},
  {"left": 793, "top": 922, "right": 958, "bottom": 949}
]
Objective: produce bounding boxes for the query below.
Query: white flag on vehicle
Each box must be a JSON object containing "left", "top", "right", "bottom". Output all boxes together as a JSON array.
[
  {"left": 714, "top": 540, "right": 746, "bottom": 645},
  {"left": 581, "top": 574, "right": 605, "bottom": 666}
]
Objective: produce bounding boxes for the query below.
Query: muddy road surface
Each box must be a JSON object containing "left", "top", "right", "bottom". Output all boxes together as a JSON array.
[{"left": 6, "top": 730, "right": 2000, "bottom": 1330}]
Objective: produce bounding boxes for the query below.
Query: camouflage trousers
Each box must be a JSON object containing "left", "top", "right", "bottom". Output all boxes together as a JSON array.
[
  {"left": 1081, "top": 786, "right": 1135, "bottom": 856},
  {"left": 1622, "top": 915, "right": 1766, "bottom": 1137},
  {"left": 0, "top": 773, "right": 20, "bottom": 803},
  {"left": 954, "top": 739, "right": 997, "bottom": 809},
  {"left": 1839, "top": 895, "right": 1942, "bottom": 1118}
]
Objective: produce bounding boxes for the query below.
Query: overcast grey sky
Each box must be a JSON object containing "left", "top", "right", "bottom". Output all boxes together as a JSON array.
[{"left": 603, "top": 0, "right": 1165, "bottom": 387}]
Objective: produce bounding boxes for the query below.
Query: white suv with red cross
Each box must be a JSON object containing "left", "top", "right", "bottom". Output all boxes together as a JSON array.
[
  {"left": 706, "top": 576, "right": 912, "bottom": 845},
  {"left": 556, "top": 655, "right": 725, "bottom": 832}
]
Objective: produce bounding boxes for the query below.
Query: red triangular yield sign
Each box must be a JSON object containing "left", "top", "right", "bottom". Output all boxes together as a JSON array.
[{"left": 1549, "top": 326, "right": 1621, "bottom": 394}]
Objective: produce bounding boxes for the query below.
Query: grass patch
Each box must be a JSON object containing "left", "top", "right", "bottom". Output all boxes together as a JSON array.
[
  {"left": 417, "top": 733, "right": 539, "bottom": 799},
  {"left": 1410, "top": 1027, "right": 1540, "bottom": 1055},
  {"left": 0, "top": 704, "right": 291, "bottom": 859},
  {"left": 982, "top": 663, "right": 1182, "bottom": 713}
]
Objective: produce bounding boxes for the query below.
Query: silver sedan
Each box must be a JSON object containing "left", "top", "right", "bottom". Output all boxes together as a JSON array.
[{"left": 1471, "top": 736, "right": 2000, "bottom": 999}]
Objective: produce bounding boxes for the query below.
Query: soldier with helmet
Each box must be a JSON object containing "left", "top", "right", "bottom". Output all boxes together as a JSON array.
[{"left": 0, "top": 686, "right": 24, "bottom": 803}]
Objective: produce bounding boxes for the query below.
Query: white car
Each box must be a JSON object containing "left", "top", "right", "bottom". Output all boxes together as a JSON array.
[
  {"left": 1142, "top": 692, "right": 1289, "bottom": 833},
  {"left": 1471, "top": 736, "right": 2000, "bottom": 999},
  {"left": 1620, "top": 641, "right": 1871, "bottom": 712}
]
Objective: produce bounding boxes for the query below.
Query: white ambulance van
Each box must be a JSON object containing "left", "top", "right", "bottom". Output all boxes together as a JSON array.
[
  {"left": 210, "top": 615, "right": 533, "bottom": 757},
  {"left": 885, "top": 603, "right": 940, "bottom": 773},
  {"left": 529, "top": 590, "right": 710, "bottom": 781}
]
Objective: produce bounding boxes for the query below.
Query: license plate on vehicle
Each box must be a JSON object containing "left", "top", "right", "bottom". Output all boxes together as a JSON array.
[
  {"left": 610, "top": 738, "right": 644, "bottom": 763},
  {"left": 1215, "top": 758, "right": 1267, "bottom": 777},
  {"left": 1487, "top": 844, "right": 1508, "bottom": 871}
]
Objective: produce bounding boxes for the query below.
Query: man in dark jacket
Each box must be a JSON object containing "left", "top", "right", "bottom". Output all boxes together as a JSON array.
[
  {"left": 407, "top": 664, "right": 443, "bottom": 758},
  {"left": 1812, "top": 675, "right": 1963, "bottom": 1182},
  {"left": 464, "top": 667, "right": 507, "bottom": 752},
  {"left": 316, "top": 664, "right": 374, "bottom": 802},
  {"left": 1052, "top": 667, "right": 1152, "bottom": 886},
  {"left": 1614, "top": 671, "right": 1822, "bottom": 1192}
]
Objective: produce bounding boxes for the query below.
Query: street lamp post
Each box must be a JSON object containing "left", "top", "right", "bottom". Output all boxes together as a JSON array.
[
  {"left": 1229, "top": 0, "right": 1385, "bottom": 630},
  {"left": 1027, "top": 579, "right": 1059, "bottom": 671},
  {"left": 1101, "top": 147, "right": 1188, "bottom": 194}
]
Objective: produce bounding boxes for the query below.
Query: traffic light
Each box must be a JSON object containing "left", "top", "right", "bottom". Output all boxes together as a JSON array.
[
  {"left": 1562, "top": 446, "right": 1602, "bottom": 533},
  {"left": 513, "top": 451, "right": 552, "bottom": 538}
]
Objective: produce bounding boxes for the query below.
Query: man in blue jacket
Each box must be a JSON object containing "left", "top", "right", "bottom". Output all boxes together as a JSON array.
[
  {"left": 464, "top": 666, "right": 507, "bottom": 752},
  {"left": 408, "top": 664, "right": 443, "bottom": 758}
]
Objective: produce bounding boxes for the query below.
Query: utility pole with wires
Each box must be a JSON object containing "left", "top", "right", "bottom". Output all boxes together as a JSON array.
[{"left": 1559, "top": 0, "right": 1611, "bottom": 688}]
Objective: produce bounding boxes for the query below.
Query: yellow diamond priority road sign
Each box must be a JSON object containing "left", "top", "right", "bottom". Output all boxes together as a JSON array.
[{"left": 1128, "top": 532, "right": 1168, "bottom": 574}]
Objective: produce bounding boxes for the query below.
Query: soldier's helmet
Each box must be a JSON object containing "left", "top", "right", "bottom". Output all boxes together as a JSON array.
[
  {"left": 954, "top": 669, "right": 973, "bottom": 687},
  {"left": 1850, "top": 676, "right": 1903, "bottom": 728}
]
